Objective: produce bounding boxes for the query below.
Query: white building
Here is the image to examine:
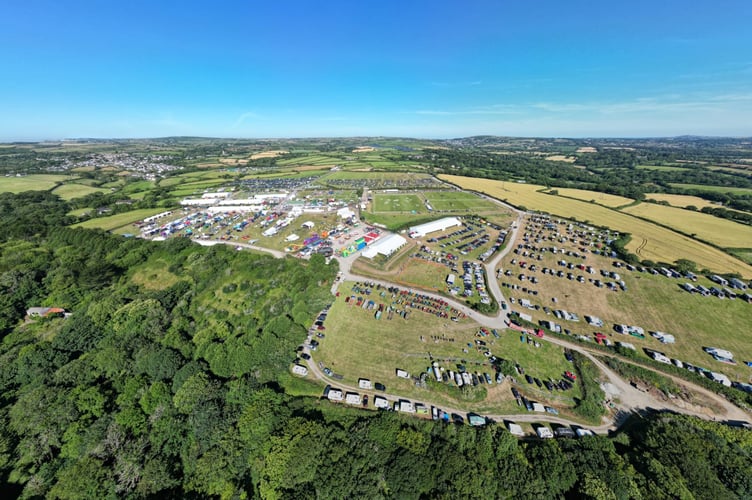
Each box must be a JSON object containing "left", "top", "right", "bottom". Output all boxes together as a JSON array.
[
  {"left": 207, "top": 205, "right": 263, "bottom": 214},
  {"left": 408, "top": 217, "right": 462, "bottom": 238},
  {"left": 361, "top": 233, "right": 407, "bottom": 259},
  {"left": 337, "top": 207, "right": 355, "bottom": 219},
  {"left": 180, "top": 198, "right": 216, "bottom": 206}
]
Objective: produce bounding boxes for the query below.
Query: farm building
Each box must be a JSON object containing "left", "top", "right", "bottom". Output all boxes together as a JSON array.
[
  {"left": 207, "top": 205, "right": 263, "bottom": 214},
  {"left": 291, "top": 364, "right": 308, "bottom": 377},
  {"left": 180, "top": 198, "right": 216, "bottom": 206},
  {"left": 201, "top": 192, "right": 231, "bottom": 199},
  {"left": 361, "top": 233, "right": 406, "bottom": 259},
  {"left": 408, "top": 217, "right": 462, "bottom": 238}
]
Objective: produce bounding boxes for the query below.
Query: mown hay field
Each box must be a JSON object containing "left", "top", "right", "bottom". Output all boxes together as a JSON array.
[
  {"left": 440, "top": 175, "right": 752, "bottom": 276},
  {"left": 51, "top": 183, "right": 110, "bottom": 200},
  {"left": 622, "top": 202, "right": 752, "bottom": 248},
  {"left": 551, "top": 187, "right": 633, "bottom": 207},
  {"left": 645, "top": 193, "right": 718, "bottom": 209},
  {"left": 670, "top": 183, "right": 752, "bottom": 196},
  {"left": 1, "top": 174, "right": 73, "bottom": 193}
]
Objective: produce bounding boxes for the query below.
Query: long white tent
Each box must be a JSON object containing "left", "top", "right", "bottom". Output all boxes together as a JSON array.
[
  {"left": 362, "top": 233, "right": 407, "bottom": 259},
  {"left": 408, "top": 217, "right": 462, "bottom": 238}
]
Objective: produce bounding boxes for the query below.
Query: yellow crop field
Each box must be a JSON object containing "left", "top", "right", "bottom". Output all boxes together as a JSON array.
[
  {"left": 645, "top": 193, "right": 718, "bottom": 210},
  {"left": 552, "top": 187, "right": 633, "bottom": 207},
  {"left": 622, "top": 202, "right": 752, "bottom": 248},
  {"left": 440, "top": 175, "right": 752, "bottom": 277}
]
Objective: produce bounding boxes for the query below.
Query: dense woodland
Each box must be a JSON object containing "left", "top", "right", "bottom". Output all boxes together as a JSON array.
[{"left": 0, "top": 191, "right": 751, "bottom": 498}]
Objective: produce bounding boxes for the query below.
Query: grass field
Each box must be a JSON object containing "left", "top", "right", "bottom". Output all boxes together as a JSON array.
[
  {"left": 497, "top": 216, "right": 752, "bottom": 380},
  {"left": 51, "top": 183, "right": 110, "bottom": 200},
  {"left": 645, "top": 193, "right": 719, "bottom": 209},
  {"left": 622, "top": 202, "right": 752, "bottom": 248},
  {"left": 670, "top": 184, "right": 752, "bottom": 196},
  {"left": 551, "top": 188, "right": 633, "bottom": 208},
  {"left": 1, "top": 174, "right": 73, "bottom": 193},
  {"left": 373, "top": 193, "right": 425, "bottom": 213},
  {"left": 636, "top": 165, "right": 690, "bottom": 172},
  {"left": 316, "top": 282, "right": 582, "bottom": 413},
  {"left": 442, "top": 175, "right": 752, "bottom": 277},
  {"left": 323, "top": 171, "right": 433, "bottom": 182},
  {"left": 423, "top": 191, "right": 499, "bottom": 212},
  {"left": 72, "top": 208, "right": 172, "bottom": 232}
]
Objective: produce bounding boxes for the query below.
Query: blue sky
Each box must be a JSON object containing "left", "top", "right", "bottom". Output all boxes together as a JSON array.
[{"left": 1, "top": 0, "right": 751, "bottom": 139}]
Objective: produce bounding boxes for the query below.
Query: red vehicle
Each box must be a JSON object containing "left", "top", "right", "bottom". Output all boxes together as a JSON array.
[
  {"left": 534, "top": 329, "right": 545, "bottom": 338},
  {"left": 594, "top": 332, "right": 607, "bottom": 344},
  {"left": 564, "top": 371, "right": 577, "bottom": 382}
]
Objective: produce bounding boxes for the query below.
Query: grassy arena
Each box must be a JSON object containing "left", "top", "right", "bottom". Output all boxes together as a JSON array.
[
  {"left": 373, "top": 193, "right": 425, "bottom": 213},
  {"left": 440, "top": 175, "right": 752, "bottom": 276}
]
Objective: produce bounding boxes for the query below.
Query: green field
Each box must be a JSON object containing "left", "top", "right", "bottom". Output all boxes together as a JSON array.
[
  {"left": 497, "top": 214, "right": 752, "bottom": 380},
  {"left": 670, "top": 184, "right": 752, "bottom": 196},
  {"left": 373, "top": 193, "right": 425, "bottom": 213},
  {"left": 316, "top": 282, "right": 582, "bottom": 414},
  {"left": 0, "top": 174, "right": 73, "bottom": 193},
  {"left": 323, "top": 171, "right": 433, "bottom": 182},
  {"left": 423, "top": 191, "right": 499, "bottom": 212},
  {"left": 636, "top": 165, "right": 691, "bottom": 172},
  {"left": 72, "top": 208, "right": 173, "bottom": 232},
  {"left": 51, "top": 183, "right": 110, "bottom": 200}
]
